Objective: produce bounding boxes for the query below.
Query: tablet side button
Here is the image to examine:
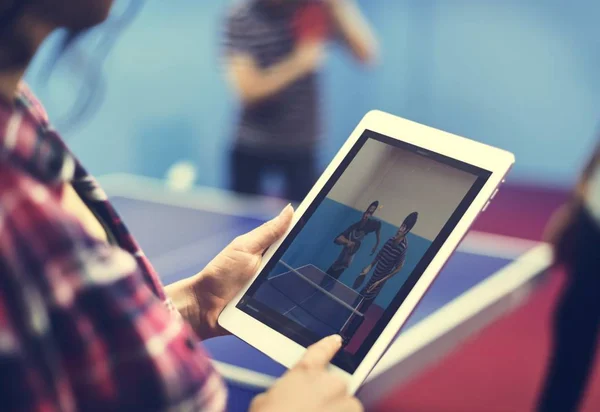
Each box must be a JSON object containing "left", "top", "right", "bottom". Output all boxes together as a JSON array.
[
  {"left": 482, "top": 201, "right": 491, "bottom": 212},
  {"left": 491, "top": 189, "right": 499, "bottom": 199}
]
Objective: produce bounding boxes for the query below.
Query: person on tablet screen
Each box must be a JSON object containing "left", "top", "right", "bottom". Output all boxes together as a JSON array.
[
  {"left": 357, "top": 212, "right": 418, "bottom": 294},
  {"left": 326, "top": 201, "right": 382, "bottom": 281},
  {"left": 342, "top": 212, "right": 418, "bottom": 342}
]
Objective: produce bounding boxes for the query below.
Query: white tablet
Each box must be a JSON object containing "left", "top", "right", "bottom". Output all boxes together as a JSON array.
[{"left": 219, "top": 110, "right": 515, "bottom": 393}]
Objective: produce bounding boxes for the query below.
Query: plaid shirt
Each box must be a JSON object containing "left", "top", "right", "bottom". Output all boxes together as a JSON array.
[{"left": 0, "top": 84, "right": 226, "bottom": 411}]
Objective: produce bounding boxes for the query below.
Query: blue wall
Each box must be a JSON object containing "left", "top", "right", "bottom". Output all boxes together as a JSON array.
[
  {"left": 25, "top": 0, "right": 600, "bottom": 189},
  {"left": 280, "top": 198, "right": 431, "bottom": 309}
]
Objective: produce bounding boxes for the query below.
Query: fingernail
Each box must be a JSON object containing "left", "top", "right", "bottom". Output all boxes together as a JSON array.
[
  {"left": 279, "top": 203, "right": 292, "bottom": 216},
  {"left": 330, "top": 335, "right": 342, "bottom": 346}
]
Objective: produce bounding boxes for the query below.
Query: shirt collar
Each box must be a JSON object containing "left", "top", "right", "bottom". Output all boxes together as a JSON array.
[{"left": 0, "top": 82, "right": 76, "bottom": 185}]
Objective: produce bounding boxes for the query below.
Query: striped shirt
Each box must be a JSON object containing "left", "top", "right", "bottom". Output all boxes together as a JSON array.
[
  {"left": 361, "top": 237, "right": 408, "bottom": 300},
  {"left": 223, "top": 0, "right": 320, "bottom": 153}
]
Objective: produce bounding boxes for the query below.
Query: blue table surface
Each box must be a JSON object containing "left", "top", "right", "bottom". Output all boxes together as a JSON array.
[{"left": 111, "top": 196, "right": 512, "bottom": 379}]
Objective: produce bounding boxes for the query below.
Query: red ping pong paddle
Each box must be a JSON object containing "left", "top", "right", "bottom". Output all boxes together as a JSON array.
[{"left": 292, "top": 2, "right": 331, "bottom": 43}]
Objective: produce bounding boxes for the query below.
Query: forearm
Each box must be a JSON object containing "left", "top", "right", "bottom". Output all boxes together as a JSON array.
[
  {"left": 373, "top": 233, "right": 381, "bottom": 249},
  {"left": 388, "top": 264, "right": 404, "bottom": 278},
  {"left": 328, "top": 0, "right": 378, "bottom": 64},
  {"left": 377, "top": 272, "right": 396, "bottom": 285},
  {"left": 377, "top": 264, "right": 403, "bottom": 284},
  {"left": 165, "top": 274, "right": 213, "bottom": 341},
  {"left": 335, "top": 235, "right": 351, "bottom": 245}
]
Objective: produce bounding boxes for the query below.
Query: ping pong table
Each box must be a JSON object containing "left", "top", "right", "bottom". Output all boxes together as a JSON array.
[{"left": 99, "top": 174, "right": 543, "bottom": 411}]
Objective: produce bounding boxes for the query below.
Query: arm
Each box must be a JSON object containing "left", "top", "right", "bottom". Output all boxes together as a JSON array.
[
  {"left": 224, "top": 11, "right": 323, "bottom": 105},
  {"left": 334, "top": 234, "right": 352, "bottom": 246},
  {"left": 334, "top": 224, "right": 356, "bottom": 246},
  {"left": 371, "top": 225, "right": 381, "bottom": 254},
  {"left": 366, "top": 262, "right": 404, "bottom": 293},
  {"left": 167, "top": 206, "right": 293, "bottom": 339},
  {"left": 227, "top": 43, "right": 323, "bottom": 105},
  {"left": 361, "top": 253, "right": 381, "bottom": 275},
  {"left": 165, "top": 273, "right": 209, "bottom": 337},
  {"left": 385, "top": 251, "right": 407, "bottom": 280},
  {"left": 326, "top": 0, "right": 379, "bottom": 64},
  {"left": 251, "top": 336, "right": 362, "bottom": 411},
  {"left": 1, "top": 189, "right": 225, "bottom": 411},
  {"left": 381, "top": 262, "right": 405, "bottom": 282},
  {"left": 369, "top": 252, "right": 406, "bottom": 288}
]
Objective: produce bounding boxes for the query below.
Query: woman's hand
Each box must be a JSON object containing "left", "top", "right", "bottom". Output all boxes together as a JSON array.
[
  {"left": 167, "top": 205, "right": 293, "bottom": 340},
  {"left": 250, "top": 335, "right": 363, "bottom": 412}
]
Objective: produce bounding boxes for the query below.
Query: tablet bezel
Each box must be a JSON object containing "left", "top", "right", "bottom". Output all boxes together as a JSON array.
[{"left": 219, "top": 110, "right": 515, "bottom": 393}]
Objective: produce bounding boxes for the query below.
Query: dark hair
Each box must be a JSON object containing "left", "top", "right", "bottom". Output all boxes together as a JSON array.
[
  {"left": 0, "top": 1, "right": 33, "bottom": 70},
  {"left": 402, "top": 212, "right": 418, "bottom": 232},
  {"left": 367, "top": 201, "right": 379, "bottom": 211}
]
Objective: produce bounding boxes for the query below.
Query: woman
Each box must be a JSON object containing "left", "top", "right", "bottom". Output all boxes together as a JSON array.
[
  {"left": 0, "top": 1, "right": 361, "bottom": 411},
  {"left": 537, "top": 141, "right": 600, "bottom": 411}
]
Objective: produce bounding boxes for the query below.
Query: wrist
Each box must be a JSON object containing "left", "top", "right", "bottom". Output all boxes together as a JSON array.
[
  {"left": 192, "top": 271, "right": 227, "bottom": 340},
  {"left": 291, "top": 48, "right": 311, "bottom": 76},
  {"left": 165, "top": 273, "right": 219, "bottom": 340}
]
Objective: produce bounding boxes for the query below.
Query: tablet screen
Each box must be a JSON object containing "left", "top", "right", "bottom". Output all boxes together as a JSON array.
[{"left": 237, "top": 130, "right": 492, "bottom": 373}]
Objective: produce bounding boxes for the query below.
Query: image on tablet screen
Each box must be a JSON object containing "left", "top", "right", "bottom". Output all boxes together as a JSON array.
[{"left": 238, "top": 130, "right": 491, "bottom": 373}]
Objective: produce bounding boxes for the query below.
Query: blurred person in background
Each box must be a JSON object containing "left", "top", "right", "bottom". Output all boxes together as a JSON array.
[
  {"left": 0, "top": 1, "right": 363, "bottom": 411},
  {"left": 537, "top": 141, "right": 600, "bottom": 412},
  {"left": 224, "top": 0, "right": 378, "bottom": 202}
]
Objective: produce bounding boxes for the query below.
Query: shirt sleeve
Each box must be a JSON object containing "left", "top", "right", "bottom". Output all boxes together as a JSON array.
[
  {"left": 396, "top": 242, "right": 407, "bottom": 269},
  {"left": 0, "top": 174, "right": 226, "bottom": 412},
  {"left": 374, "top": 241, "right": 387, "bottom": 262},
  {"left": 223, "top": 10, "right": 256, "bottom": 57}
]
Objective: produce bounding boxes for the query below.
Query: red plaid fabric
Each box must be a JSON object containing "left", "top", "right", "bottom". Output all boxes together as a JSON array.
[{"left": 0, "top": 84, "right": 226, "bottom": 411}]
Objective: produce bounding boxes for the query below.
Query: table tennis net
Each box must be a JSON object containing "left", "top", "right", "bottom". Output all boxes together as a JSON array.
[{"left": 265, "top": 261, "right": 365, "bottom": 336}]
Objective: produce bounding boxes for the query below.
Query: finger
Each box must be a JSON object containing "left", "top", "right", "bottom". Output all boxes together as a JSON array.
[
  {"left": 250, "top": 393, "right": 267, "bottom": 410},
  {"left": 238, "top": 204, "right": 294, "bottom": 254},
  {"left": 330, "top": 396, "right": 364, "bottom": 412},
  {"left": 296, "top": 335, "right": 342, "bottom": 369},
  {"left": 315, "top": 373, "right": 348, "bottom": 400}
]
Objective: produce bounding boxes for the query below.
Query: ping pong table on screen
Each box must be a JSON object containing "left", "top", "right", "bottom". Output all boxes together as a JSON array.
[
  {"left": 99, "top": 174, "right": 543, "bottom": 411},
  {"left": 255, "top": 262, "right": 365, "bottom": 340}
]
